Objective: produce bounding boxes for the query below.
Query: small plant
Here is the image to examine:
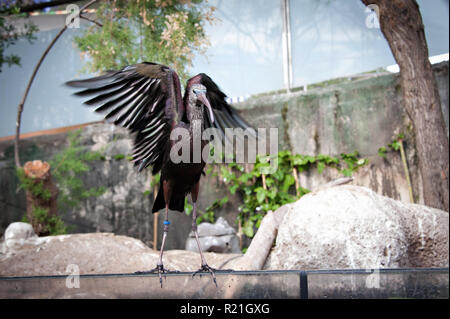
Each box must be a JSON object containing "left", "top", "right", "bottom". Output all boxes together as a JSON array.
[
  {"left": 197, "top": 196, "right": 229, "bottom": 224},
  {"left": 50, "top": 129, "right": 106, "bottom": 211},
  {"left": 340, "top": 151, "right": 368, "bottom": 177},
  {"left": 388, "top": 133, "right": 405, "bottom": 151},
  {"left": 112, "top": 154, "right": 126, "bottom": 160},
  {"left": 377, "top": 133, "right": 406, "bottom": 158},
  {"left": 386, "top": 133, "right": 414, "bottom": 203},
  {"left": 378, "top": 146, "right": 388, "bottom": 158},
  {"left": 16, "top": 167, "right": 52, "bottom": 201},
  {"left": 16, "top": 129, "right": 108, "bottom": 235},
  {"left": 184, "top": 197, "right": 193, "bottom": 216},
  {"left": 184, "top": 195, "right": 228, "bottom": 224},
  {"left": 29, "top": 205, "right": 67, "bottom": 236}
]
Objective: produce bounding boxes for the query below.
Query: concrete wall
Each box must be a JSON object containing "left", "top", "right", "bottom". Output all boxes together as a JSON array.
[
  {"left": 236, "top": 61, "right": 448, "bottom": 204},
  {"left": 0, "top": 62, "right": 448, "bottom": 249}
]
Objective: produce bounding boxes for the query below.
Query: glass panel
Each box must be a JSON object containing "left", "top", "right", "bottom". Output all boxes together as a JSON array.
[
  {"left": 0, "top": 1, "right": 448, "bottom": 137},
  {"left": 0, "top": 271, "right": 301, "bottom": 299},
  {"left": 289, "top": 0, "right": 449, "bottom": 88},
  {"left": 1, "top": 269, "right": 447, "bottom": 299},
  {"left": 307, "top": 269, "right": 449, "bottom": 299},
  {"left": 191, "top": 0, "right": 284, "bottom": 99}
]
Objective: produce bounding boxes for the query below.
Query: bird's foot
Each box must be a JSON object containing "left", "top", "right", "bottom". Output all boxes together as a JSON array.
[
  {"left": 192, "top": 263, "right": 218, "bottom": 287},
  {"left": 135, "top": 264, "right": 171, "bottom": 288}
]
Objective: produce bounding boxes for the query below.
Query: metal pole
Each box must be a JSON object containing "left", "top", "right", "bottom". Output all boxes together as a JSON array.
[
  {"left": 153, "top": 185, "right": 158, "bottom": 250},
  {"left": 281, "top": 0, "right": 293, "bottom": 93}
]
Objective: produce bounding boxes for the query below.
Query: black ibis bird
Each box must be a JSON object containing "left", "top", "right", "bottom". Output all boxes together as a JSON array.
[{"left": 66, "top": 62, "right": 253, "bottom": 287}]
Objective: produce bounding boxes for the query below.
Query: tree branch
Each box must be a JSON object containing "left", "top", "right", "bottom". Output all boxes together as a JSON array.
[
  {"left": 14, "top": 0, "right": 99, "bottom": 168},
  {"left": 80, "top": 14, "right": 103, "bottom": 27},
  {"left": 1, "top": 0, "right": 86, "bottom": 14}
]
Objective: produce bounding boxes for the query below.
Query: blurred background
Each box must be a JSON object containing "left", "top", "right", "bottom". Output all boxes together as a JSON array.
[
  {"left": 0, "top": 0, "right": 448, "bottom": 254},
  {"left": 0, "top": 0, "right": 448, "bottom": 138}
]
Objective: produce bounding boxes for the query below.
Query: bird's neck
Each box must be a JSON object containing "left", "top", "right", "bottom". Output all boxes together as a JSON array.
[{"left": 189, "top": 106, "right": 204, "bottom": 136}]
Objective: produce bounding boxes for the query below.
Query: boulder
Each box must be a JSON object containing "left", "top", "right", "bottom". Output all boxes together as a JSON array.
[
  {"left": 0, "top": 226, "right": 241, "bottom": 277},
  {"left": 265, "top": 185, "right": 449, "bottom": 270},
  {"left": 2, "top": 222, "right": 48, "bottom": 252},
  {"left": 2, "top": 184, "right": 447, "bottom": 278},
  {"left": 185, "top": 217, "right": 240, "bottom": 253}
]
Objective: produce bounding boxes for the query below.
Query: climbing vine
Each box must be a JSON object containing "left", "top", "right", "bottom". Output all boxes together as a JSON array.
[
  {"left": 378, "top": 132, "right": 414, "bottom": 202},
  {"left": 378, "top": 133, "right": 405, "bottom": 158},
  {"left": 205, "top": 149, "right": 368, "bottom": 238},
  {"left": 115, "top": 146, "right": 369, "bottom": 239}
]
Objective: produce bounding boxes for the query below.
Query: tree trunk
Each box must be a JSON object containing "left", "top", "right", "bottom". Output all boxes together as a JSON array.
[
  {"left": 362, "top": 0, "right": 449, "bottom": 211},
  {"left": 24, "top": 160, "right": 59, "bottom": 236}
]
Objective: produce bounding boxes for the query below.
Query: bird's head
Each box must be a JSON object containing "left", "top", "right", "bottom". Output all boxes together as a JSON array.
[{"left": 189, "top": 84, "right": 214, "bottom": 124}]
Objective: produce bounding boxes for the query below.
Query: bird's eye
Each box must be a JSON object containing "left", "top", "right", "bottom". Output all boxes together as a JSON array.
[{"left": 193, "top": 88, "right": 206, "bottom": 94}]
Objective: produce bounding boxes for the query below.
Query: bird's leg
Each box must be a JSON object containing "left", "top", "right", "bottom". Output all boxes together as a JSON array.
[
  {"left": 152, "top": 179, "right": 175, "bottom": 287},
  {"left": 135, "top": 180, "right": 173, "bottom": 287},
  {"left": 190, "top": 182, "right": 217, "bottom": 287},
  {"left": 136, "top": 203, "right": 170, "bottom": 287},
  {"left": 191, "top": 202, "right": 208, "bottom": 266},
  {"left": 152, "top": 204, "right": 170, "bottom": 287}
]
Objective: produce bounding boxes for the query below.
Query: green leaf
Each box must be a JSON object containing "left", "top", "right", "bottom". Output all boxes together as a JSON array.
[
  {"left": 242, "top": 219, "right": 254, "bottom": 238},
  {"left": 255, "top": 187, "right": 266, "bottom": 203},
  {"left": 238, "top": 172, "right": 252, "bottom": 183},
  {"left": 219, "top": 196, "right": 229, "bottom": 206},
  {"left": 282, "top": 174, "right": 295, "bottom": 192},
  {"left": 229, "top": 184, "right": 239, "bottom": 194},
  {"left": 113, "top": 154, "right": 125, "bottom": 160},
  {"left": 268, "top": 189, "right": 277, "bottom": 199},
  {"left": 184, "top": 198, "right": 193, "bottom": 216},
  {"left": 341, "top": 168, "right": 353, "bottom": 177},
  {"left": 151, "top": 173, "right": 160, "bottom": 188},
  {"left": 298, "top": 187, "right": 311, "bottom": 196},
  {"left": 264, "top": 176, "right": 274, "bottom": 187},
  {"left": 273, "top": 170, "right": 284, "bottom": 181},
  {"left": 305, "top": 155, "right": 316, "bottom": 163},
  {"left": 378, "top": 146, "right": 387, "bottom": 158},
  {"left": 317, "top": 161, "right": 325, "bottom": 174},
  {"left": 389, "top": 140, "right": 401, "bottom": 151}
]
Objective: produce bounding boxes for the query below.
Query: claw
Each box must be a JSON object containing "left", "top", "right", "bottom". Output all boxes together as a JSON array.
[
  {"left": 192, "top": 264, "right": 218, "bottom": 287},
  {"left": 135, "top": 264, "right": 170, "bottom": 288}
]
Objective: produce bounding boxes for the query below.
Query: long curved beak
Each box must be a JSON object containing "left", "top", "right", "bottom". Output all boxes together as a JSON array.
[{"left": 197, "top": 93, "right": 214, "bottom": 124}]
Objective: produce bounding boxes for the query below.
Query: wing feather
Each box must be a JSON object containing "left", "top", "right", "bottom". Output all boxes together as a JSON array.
[
  {"left": 66, "top": 62, "right": 182, "bottom": 174},
  {"left": 184, "top": 73, "right": 256, "bottom": 145}
]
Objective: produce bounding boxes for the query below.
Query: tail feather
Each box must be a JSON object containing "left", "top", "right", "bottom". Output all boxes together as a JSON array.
[
  {"left": 151, "top": 180, "right": 186, "bottom": 213},
  {"left": 152, "top": 183, "right": 166, "bottom": 213}
]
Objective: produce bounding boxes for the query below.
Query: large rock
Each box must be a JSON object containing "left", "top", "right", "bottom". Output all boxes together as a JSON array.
[
  {"left": 0, "top": 224, "right": 241, "bottom": 277},
  {"left": 185, "top": 217, "right": 240, "bottom": 253},
  {"left": 265, "top": 185, "right": 449, "bottom": 270},
  {"left": 2, "top": 222, "right": 44, "bottom": 252}
]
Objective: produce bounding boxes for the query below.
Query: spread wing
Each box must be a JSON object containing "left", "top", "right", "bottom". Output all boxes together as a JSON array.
[
  {"left": 66, "top": 62, "right": 184, "bottom": 173},
  {"left": 184, "top": 73, "right": 255, "bottom": 145}
]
